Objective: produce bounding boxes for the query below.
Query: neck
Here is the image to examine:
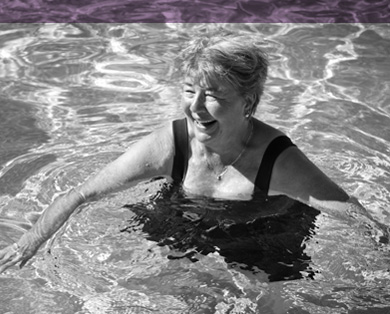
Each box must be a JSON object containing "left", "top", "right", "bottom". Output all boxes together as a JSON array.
[{"left": 199, "top": 119, "right": 253, "bottom": 166}]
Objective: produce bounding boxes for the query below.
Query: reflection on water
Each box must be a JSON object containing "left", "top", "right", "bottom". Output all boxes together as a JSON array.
[
  {"left": 122, "top": 186, "right": 320, "bottom": 282},
  {"left": 0, "top": 23, "right": 390, "bottom": 313},
  {"left": 0, "top": 0, "right": 389, "bottom": 22}
]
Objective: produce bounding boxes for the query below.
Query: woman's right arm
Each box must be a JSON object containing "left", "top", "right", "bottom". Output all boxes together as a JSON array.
[
  {"left": 0, "top": 188, "right": 87, "bottom": 273},
  {"left": 0, "top": 123, "right": 175, "bottom": 273}
]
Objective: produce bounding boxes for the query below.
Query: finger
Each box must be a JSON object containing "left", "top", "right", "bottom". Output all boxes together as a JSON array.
[
  {"left": 0, "top": 247, "right": 17, "bottom": 261},
  {"left": 19, "top": 256, "right": 31, "bottom": 269},
  {"left": 0, "top": 254, "right": 22, "bottom": 274},
  {"left": 0, "top": 244, "right": 17, "bottom": 257},
  {"left": 0, "top": 249, "right": 8, "bottom": 260},
  {"left": 0, "top": 251, "right": 13, "bottom": 265},
  {"left": 0, "top": 247, "right": 22, "bottom": 271},
  {"left": 0, "top": 261, "right": 17, "bottom": 273},
  {"left": 0, "top": 261, "right": 13, "bottom": 274}
]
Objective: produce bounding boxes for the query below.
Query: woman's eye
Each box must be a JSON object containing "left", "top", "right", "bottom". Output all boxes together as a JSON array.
[{"left": 205, "top": 94, "right": 220, "bottom": 100}]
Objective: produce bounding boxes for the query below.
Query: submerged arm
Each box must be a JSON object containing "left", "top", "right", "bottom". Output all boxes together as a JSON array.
[
  {"left": 269, "top": 146, "right": 389, "bottom": 243},
  {"left": 0, "top": 124, "right": 175, "bottom": 273},
  {"left": 309, "top": 196, "right": 389, "bottom": 244},
  {"left": 0, "top": 188, "right": 87, "bottom": 273}
]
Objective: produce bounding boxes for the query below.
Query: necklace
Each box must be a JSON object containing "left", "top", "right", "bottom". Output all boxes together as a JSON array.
[{"left": 216, "top": 121, "right": 253, "bottom": 181}]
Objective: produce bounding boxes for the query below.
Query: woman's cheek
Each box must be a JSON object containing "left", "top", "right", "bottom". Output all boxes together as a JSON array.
[
  {"left": 205, "top": 101, "right": 223, "bottom": 117},
  {"left": 182, "top": 98, "right": 192, "bottom": 117}
]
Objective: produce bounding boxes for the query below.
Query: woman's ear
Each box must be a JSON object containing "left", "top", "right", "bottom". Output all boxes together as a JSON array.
[{"left": 244, "top": 94, "right": 257, "bottom": 118}]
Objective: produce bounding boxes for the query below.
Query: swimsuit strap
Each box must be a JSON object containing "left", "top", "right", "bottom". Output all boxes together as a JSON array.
[
  {"left": 254, "top": 136, "right": 296, "bottom": 194},
  {"left": 172, "top": 118, "right": 188, "bottom": 183}
]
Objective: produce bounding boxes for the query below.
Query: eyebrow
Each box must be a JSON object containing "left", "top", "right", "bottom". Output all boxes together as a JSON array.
[{"left": 183, "top": 82, "right": 222, "bottom": 93}]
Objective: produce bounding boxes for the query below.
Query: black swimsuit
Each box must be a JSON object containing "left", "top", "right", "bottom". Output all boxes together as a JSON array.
[
  {"left": 171, "top": 118, "right": 296, "bottom": 195},
  {"left": 122, "top": 119, "right": 318, "bottom": 281}
]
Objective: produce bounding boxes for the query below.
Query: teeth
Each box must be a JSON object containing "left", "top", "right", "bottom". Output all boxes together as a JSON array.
[
  {"left": 195, "top": 119, "right": 215, "bottom": 129},
  {"left": 195, "top": 119, "right": 214, "bottom": 124}
]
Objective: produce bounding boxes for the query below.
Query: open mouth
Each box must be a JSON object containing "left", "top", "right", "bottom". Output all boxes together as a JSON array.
[{"left": 194, "top": 119, "right": 217, "bottom": 129}]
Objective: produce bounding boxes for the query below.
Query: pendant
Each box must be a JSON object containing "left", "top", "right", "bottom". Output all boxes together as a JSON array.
[{"left": 217, "top": 167, "right": 228, "bottom": 181}]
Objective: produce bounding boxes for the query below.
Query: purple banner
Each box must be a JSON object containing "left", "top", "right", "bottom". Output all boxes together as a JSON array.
[{"left": 0, "top": 0, "right": 389, "bottom": 23}]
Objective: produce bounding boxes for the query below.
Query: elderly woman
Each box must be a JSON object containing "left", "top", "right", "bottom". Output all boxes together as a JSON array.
[{"left": 0, "top": 32, "right": 382, "bottom": 274}]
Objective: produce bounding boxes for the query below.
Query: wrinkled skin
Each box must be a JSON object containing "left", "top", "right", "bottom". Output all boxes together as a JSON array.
[{"left": 0, "top": 243, "right": 30, "bottom": 273}]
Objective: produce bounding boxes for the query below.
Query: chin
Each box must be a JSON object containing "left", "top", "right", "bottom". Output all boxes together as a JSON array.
[{"left": 194, "top": 130, "right": 214, "bottom": 144}]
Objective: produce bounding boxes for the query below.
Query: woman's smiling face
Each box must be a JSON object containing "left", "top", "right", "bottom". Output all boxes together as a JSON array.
[{"left": 182, "top": 76, "right": 248, "bottom": 148}]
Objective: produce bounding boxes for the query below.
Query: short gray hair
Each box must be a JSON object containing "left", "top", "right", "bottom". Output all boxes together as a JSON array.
[{"left": 179, "top": 31, "right": 269, "bottom": 114}]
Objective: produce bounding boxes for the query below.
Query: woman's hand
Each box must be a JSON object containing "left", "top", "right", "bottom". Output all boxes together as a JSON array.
[
  {"left": 0, "top": 188, "right": 90, "bottom": 275},
  {"left": 0, "top": 240, "right": 40, "bottom": 274},
  {"left": 310, "top": 196, "right": 389, "bottom": 244}
]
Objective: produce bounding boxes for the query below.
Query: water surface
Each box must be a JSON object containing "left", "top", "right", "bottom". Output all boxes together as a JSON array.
[
  {"left": 0, "top": 23, "right": 390, "bottom": 313},
  {"left": 0, "top": 0, "right": 389, "bottom": 22}
]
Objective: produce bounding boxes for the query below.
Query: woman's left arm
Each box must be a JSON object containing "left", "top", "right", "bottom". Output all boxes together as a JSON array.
[
  {"left": 269, "top": 146, "right": 348, "bottom": 203},
  {"left": 269, "top": 146, "right": 388, "bottom": 242}
]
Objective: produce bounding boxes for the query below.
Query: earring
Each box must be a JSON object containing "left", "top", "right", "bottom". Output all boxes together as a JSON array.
[{"left": 244, "top": 110, "right": 251, "bottom": 119}]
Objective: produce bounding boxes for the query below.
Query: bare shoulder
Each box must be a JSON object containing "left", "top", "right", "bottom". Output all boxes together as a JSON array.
[
  {"left": 252, "top": 120, "right": 285, "bottom": 143},
  {"left": 123, "top": 121, "right": 175, "bottom": 172},
  {"left": 250, "top": 119, "right": 286, "bottom": 156},
  {"left": 136, "top": 121, "right": 174, "bottom": 151},
  {"left": 268, "top": 142, "right": 349, "bottom": 203},
  {"left": 99, "top": 121, "right": 175, "bottom": 183}
]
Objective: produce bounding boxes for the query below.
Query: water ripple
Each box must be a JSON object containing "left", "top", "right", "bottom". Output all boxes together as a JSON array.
[
  {"left": 1, "top": 23, "right": 390, "bottom": 314},
  {"left": 0, "top": 0, "right": 389, "bottom": 22}
]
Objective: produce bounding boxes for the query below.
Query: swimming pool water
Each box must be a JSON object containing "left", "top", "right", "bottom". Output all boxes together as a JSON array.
[
  {"left": 0, "top": 23, "right": 390, "bottom": 313},
  {"left": 0, "top": 0, "right": 389, "bottom": 23}
]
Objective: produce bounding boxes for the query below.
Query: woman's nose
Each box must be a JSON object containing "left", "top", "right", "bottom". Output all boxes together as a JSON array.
[{"left": 190, "top": 93, "right": 205, "bottom": 113}]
